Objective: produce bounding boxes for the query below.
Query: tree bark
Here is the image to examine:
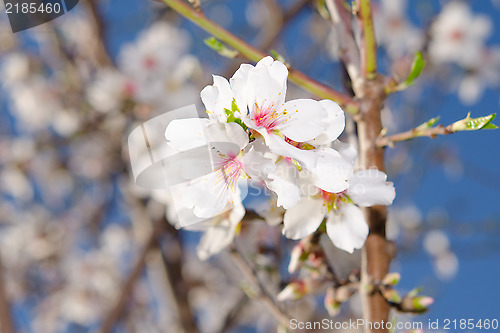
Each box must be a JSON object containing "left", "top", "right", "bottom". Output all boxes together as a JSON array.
[{"left": 356, "top": 77, "right": 394, "bottom": 333}]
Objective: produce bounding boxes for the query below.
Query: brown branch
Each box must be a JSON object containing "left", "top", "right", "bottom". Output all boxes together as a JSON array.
[
  {"left": 376, "top": 125, "right": 453, "bottom": 148},
  {"left": 159, "top": 222, "right": 199, "bottom": 333},
  {"left": 229, "top": 246, "right": 292, "bottom": 328},
  {"left": 356, "top": 77, "right": 393, "bottom": 333},
  {"left": 85, "top": 0, "right": 114, "bottom": 66},
  {"left": 0, "top": 258, "right": 16, "bottom": 333},
  {"left": 98, "top": 226, "right": 157, "bottom": 333}
]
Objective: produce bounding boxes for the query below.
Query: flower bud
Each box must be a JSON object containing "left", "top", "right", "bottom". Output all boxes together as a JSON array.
[
  {"left": 412, "top": 296, "right": 434, "bottom": 311},
  {"left": 334, "top": 285, "right": 356, "bottom": 303},
  {"left": 381, "top": 287, "right": 402, "bottom": 304},
  {"left": 324, "top": 287, "right": 342, "bottom": 316},
  {"left": 277, "top": 280, "right": 309, "bottom": 301},
  {"left": 382, "top": 272, "right": 401, "bottom": 286},
  {"left": 400, "top": 294, "right": 434, "bottom": 313},
  {"left": 288, "top": 243, "right": 307, "bottom": 273}
]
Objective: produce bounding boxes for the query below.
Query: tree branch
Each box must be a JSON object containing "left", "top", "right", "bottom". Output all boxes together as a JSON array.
[
  {"left": 229, "top": 246, "right": 292, "bottom": 329},
  {"left": 98, "top": 227, "right": 157, "bottom": 333},
  {"left": 85, "top": 0, "right": 114, "bottom": 66},
  {"left": 376, "top": 125, "right": 454, "bottom": 148},
  {"left": 325, "top": 0, "right": 361, "bottom": 88},
  {"left": 159, "top": 222, "right": 199, "bottom": 333},
  {"left": 0, "top": 258, "right": 16, "bottom": 333},
  {"left": 355, "top": 0, "right": 377, "bottom": 79},
  {"left": 159, "top": 0, "right": 359, "bottom": 113}
]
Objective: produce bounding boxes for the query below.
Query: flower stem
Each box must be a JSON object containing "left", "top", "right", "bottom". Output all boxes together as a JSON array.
[
  {"left": 160, "top": 0, "right": 359, "bottom": 113},
  {"left": 376, "top": 125, "right": 453, "bottom": 148}
]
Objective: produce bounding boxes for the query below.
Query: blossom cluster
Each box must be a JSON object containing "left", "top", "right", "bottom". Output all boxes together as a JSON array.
[{"left": 164, "top": 56, "right": 396, "bottom": 260}]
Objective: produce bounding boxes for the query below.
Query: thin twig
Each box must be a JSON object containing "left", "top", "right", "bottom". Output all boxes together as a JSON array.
[
  {"left": 229, "top": 246, "right": 292, "bottom": 328},
  {"left": 98, "top": 227, "right": 158, "bottom": 333},
  {"left": 85, "top": 0, "right": 114, "bottom": 66},
  {"left": 376, "top": 125, "right": 453, "bottom": 148},
  {"left": 159, "top": 0, "right": 359, "bottom": 113},
  {"left": 325, "top": 0, "right": 361, "bottom": 88},
  {"left": 158, "top": 222, "right": 199, "bottom": 333},
  {"left": 355, "top": 0, "right": 377, "bottom": 79}
]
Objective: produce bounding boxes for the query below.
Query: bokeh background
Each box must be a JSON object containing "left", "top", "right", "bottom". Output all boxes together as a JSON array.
[{"left": 0, "top": 0, "right": 499, "bottom": 332}]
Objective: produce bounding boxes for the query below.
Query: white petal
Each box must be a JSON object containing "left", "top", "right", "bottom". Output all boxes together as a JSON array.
[
  {"left": 348, "top": 169, "right": 395, "bottom": 207},
  {"left": 201, "top": 75, "right": 234, "bottom": 122},
  {"left": 331, "top": 140, "right": 358, "bottom": 165},
  {"left": 165, "top": 118, "right": 210, "bottom": 151},
  {"left": 241, "top": 58, "right": 287, "bottom": 117},
  {"left": 204, "top": 122, "right": 249, "bottom": 151},
  {"left": 326, "top": 204, "right": 368, "bottom": 253},
  {"left": 277, "top": 99, "right": 328, "bottom": 142},
  {"left": 308, "top": 99, "right": 345, "bottom": 145},
  {"left": 166, "top": 119, "right": 248, "bottom": 153},
  {"left": 183, "top": 171, "right": 231, "bottom": 218},
  {"left": 242, "top": 145, "right": 276, "bottom": 181},
  {"left": 197, "top": 201, "right": 245, "bottom": 260},
  {"left": 256, "top": 56, "right": 288, "bottom": 89},
  {"left": 283, "top": 197, "right": 325, "bottom": 239},
  {"left": 311, "top": 148, "right": 353, "bottom": 193},
  {"left": 261, "top": 132, "right": 318, "bottom": 171},
  {"left": 230, "top": 63, "right": 254, "bottom": 112},
  {"left": 267, "top": 160, "right": 301, "bottom": 209}
]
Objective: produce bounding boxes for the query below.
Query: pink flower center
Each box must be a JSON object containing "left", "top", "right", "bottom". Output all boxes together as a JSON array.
[
  {"left": 217, "top": 153, "right": 244, "bottom": 190},
  {"left": 319, "top": 189, "right": 349, "bottom": 211},
  {"left": 252, "top": 104, "right": 283, "bottom": 132}
]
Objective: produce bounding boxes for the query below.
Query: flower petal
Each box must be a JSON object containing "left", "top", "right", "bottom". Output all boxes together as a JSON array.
[
  {"left": 261, "top": 131, "right": 318, "bottom": 171},
  {"left": 165, "top": 118, "right": 210, "bottom": 151},
  {"left": 283, "top": 197, "right": 325, "bottom": 239},
  {"left": 197, "top": 201, "right": 245, "bottom": 260},
  {"left": 201, "top": 75, "right": 233, "bottom": 122},
  {"left": 182, "top": 170, "right": 232, "bottom": 218},
  {"left": 165, "top": 120, "right": 248, "bottom": 153},
  {"left": 233, "top": 57, "right": 287, "bottom": 120},
  {"left": 326, "top": 204, "right": 368, "bottom": 253},
  {"left": 277, "top": 99, "right": 328, "bottom": 142},
  {"left": 267, "top": 159, "right": 301, "bottom": 209},
  {"left": 311, "top": 148, "right": 353, "bottom": 193},
  {"left": 348, "top": 169, "right": 396, "bottom": 207},
  {"left": 242, "top": 145, "right": 276, "bottom": 181},
  {"left": 308, "top": 100, "right": 345, "bottom": 145}
]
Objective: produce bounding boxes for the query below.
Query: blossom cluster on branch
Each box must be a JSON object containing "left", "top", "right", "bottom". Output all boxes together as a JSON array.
[{"left": 163, "top": 56, "right": 395, "bottom": 262}]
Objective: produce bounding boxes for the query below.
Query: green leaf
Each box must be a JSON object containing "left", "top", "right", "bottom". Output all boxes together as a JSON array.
[
  {"left": 405, "top": 52, "right": 425, "bottom": 86},
  {"left": 415, "top": 116, "right": 440, "bottom": 131},
  {"left": 450, "top": 113, "right": 498, "bottom": 132},
  {"left": 204, "top": 37, "right": 238, "bottom": 58},
  {"left": 224, "top": 99, "right": 247, "bottom": 130}
]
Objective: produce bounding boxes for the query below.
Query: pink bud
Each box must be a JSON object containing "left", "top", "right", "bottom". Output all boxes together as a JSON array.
[
  {"left": 288, "top": 243, "right": 306, "bottom": 273},
  {"left": 277, "top": 280, "right": 308, "bottom": 301},
  {"left": 382, "top": 272, "right": 401, "bottom": 286},
  {"left": 413, "top": 296, "right": 434, "bottom": 310}
]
